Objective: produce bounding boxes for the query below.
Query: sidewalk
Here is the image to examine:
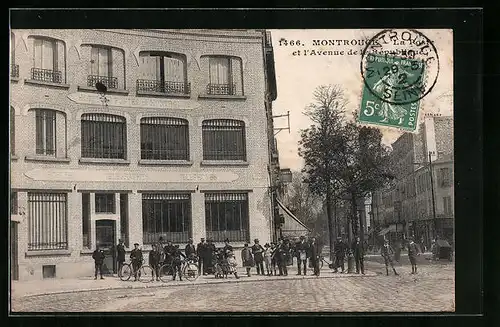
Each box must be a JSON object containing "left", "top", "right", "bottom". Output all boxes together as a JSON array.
[{"left": 11, "top": 267, "right": 377, "bottom": 298}]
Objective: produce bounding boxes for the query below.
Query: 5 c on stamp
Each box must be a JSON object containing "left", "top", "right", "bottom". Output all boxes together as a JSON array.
[{"left": 358, "top": 29, "right": 440, "bottom": 131}]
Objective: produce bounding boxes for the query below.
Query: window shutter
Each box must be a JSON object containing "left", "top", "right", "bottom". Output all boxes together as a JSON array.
[
  {"left": 140, "top": 54, "right": 159, "bottom": 81},
  {"left": 33, "top": 39, "right": 43, "bottom": 69},
  {"left": 164, "top": 56, "right": 183, "bottom": 82},
  {"left": 57, "top": 40, "right": 65, "bottom": 82},
  {"left": 111, "top": 48, "right": 124, "bottom": 88},
  {"left": 98, "top": 48, "right": 109, "bottom": 77},
  {"left": 42, "top": 40, "right": 54, "bottom": 71},
  {"left": 90, "top": 47, "right": 99, "bottom": 75},
  {"left": 231, "top": 57, "right": 242, "bottom": 95}
]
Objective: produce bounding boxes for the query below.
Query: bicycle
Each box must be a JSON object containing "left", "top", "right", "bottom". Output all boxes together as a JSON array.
[
  {"left": 119, "top": 259, "right": 154, "bottom": 283},
  {"left": 158, "top": 256, "right": 200, "bottom": 282}
]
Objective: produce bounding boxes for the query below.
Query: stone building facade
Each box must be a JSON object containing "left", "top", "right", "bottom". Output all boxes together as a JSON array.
[
  {"left": 372, "top": 115, "right": 454, "bottom": 248},
  {"left": 10, "top": 29, "right": 278, "bottom": 280}
]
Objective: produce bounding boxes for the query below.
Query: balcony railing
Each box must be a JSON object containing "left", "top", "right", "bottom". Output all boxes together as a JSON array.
[
  {"left": 11, "top": 64, "right": 19, "bottom": 78},
  {"left": 136, "top": 79, "right": 191, "bottom": 95},
  {"left": 87, "top": 75, "right": 118, "bottom": 89},
  {"left": 31, "top": 68, "right": 62, "bottom": 83},
  {"left": 206, "top": 83, "right": 236, "bottom": 96}
]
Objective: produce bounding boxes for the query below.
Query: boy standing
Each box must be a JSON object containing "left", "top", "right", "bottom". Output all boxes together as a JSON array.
[
  {"left": 408, "top": 237, "right": 420, "bottom": 274},
  {"left": 130, "top": 243, "right": 143, "bottom": 281}
]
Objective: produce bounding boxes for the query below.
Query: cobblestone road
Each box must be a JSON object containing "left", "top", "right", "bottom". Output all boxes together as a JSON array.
[{"left": 11, "top": 263, "right": 454, "bottom": 313}]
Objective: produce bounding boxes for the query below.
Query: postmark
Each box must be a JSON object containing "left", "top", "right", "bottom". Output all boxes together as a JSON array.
[{"left": 358, "top": 29, "right": 440, "bottom": 131}]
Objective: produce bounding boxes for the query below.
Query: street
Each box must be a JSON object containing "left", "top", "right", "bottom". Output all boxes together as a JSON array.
[{"left": 11, "top": 261, "right": 454, "bottom": 312}]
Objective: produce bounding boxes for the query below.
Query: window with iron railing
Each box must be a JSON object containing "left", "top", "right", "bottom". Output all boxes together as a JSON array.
[
  {"left": 142, "top": 193, "right": 192, "bottom": 244},
  {"left": 11, "top": 64, "right": 19, "bottom": 78},
  {"left": 137, "top": 52, "right": 189, "bottom": 95},
  {"left": 205, "top": 193, "right": 249, "bottom": 242},
  {"left": 140, "top": 117, "right": 189, "bottom": 160},
  {"left": 202, "top": 119, "right": 246, "bottom": 161},
  {"left": 30, "top": 37, "right": 65, "bottom": 83},
  {"left": 35, "top": 109, "right": 56, "bottom": 156},
  {"left": 28, "top": 193, "right": 68, "bottom": 251},
  {"left": 11, "top": 32, "right": 17, "bottom": 78},
  {"left": 81, "top": 113, "right": 127, "bottom": 159},
  {"left": 205, "top": 56, "right": 242, "bottom": 96},
  {"left": 11, "top": 192, "right": 18, "bottom": 215}
]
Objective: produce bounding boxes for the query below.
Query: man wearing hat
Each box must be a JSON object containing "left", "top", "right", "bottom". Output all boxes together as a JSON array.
[
  {"left": 196, "top": 238, "right": 207, "bottom": 275},
  {"left": 185, "top": 238, "right": 196, "bottom": 260},
  {"left": 130, "top": 242, "right": 143, "bottom": 281},
  {"left": 407, "top": 237, "right": 420, "bottom": 274},
  {"left": 351, "top": 236, "right": 365, "bottom": 274},
  {"left": 92, "top": 244, "right": 106, "bottom": 280},
  {"left": 333, "top": 237, "right": 347, "bottom": 273},
  {"left": 295, "top": 235, "right": 309, "bottom": 276},
  {"left": 116, "top": 239, "right": 126, "bottom": 278},
  {"left": 252, "top": 238, "right": 265, "bottom": 275}
]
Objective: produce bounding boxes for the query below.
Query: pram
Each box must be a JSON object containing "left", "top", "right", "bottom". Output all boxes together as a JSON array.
[{"left": 214, "top": 250, "right": 239, "bottom": 279}]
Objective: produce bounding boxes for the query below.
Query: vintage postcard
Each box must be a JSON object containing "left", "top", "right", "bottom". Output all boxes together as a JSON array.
[{"left": 10, "top": 25, "right": 455, "bottom": 313}]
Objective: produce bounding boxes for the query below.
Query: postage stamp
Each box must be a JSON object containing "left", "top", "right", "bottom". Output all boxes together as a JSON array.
[{"left": 358, "top": 29, "right": 440, "bottom": 131}]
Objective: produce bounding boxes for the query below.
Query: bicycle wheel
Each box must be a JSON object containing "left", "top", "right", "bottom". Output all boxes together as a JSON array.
[
  {"left": 120, "top": 264, "right": 132, "bottom": 281},
  {"left": 138, "top": 265, "right": 154, "bottom": 283},
  {"left": 159, "top": 264, "right": 174, "bottom": 283},
  {"left": 183, "top": 262, "right": 200, "bottom": 281}
]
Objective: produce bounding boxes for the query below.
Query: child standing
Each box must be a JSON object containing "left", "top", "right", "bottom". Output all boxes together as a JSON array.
[
  {"left": 241, "top": 243, "right": 254, "bottom": 277},
  {"left": 263, "top": 243, "right": 273, "bottom": 276}
]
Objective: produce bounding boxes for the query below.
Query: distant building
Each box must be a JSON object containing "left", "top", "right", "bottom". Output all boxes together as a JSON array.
[
  {"left": 373, "top": 115, "right": 454, "bottom": 248},
  {"left": 10, "top": 29, "right": 280, "bottom": 280}
]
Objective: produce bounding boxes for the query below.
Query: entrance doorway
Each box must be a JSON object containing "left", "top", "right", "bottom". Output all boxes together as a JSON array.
[
  {"left": 95, "top": 220, "right": 116, "bottom": 275},
  {"left": 11, "top": 221, "right": 19, "bottom": 280}
]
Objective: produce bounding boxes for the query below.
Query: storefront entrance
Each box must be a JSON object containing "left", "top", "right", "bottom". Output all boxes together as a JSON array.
[{"left": 95, "top": 220, "right": 116, "bottom": 275}]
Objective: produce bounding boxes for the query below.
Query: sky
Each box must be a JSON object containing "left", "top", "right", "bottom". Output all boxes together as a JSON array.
[{"left": 269, "top": 29, "right": 453, "bottom": 171}]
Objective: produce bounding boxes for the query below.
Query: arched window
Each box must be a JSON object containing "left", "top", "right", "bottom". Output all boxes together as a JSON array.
[
  {"left": 29, "top": 36, "right": 66, "bottom": 83},
  {"left": 201, "top": 56, "right": 243, "bottom": 96},
  {"left": 82, "top": 44, "right": 126, "bottom": 90},
  {"left": 202, "top": 119, "right": 246, "bottom": 161},
  {"left": 140, "top": 117, "right": 189, "bottom": 160},
  {"left": 137, "top": 52, "right": 189, "bottom": 95},
  {"left": 81, "top": 113, "right": 126, "bottom": 159}
]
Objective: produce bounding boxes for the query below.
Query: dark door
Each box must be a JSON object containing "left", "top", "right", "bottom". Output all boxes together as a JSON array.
[
  {"left": 11, "top": 221, "right": 19, "bottom": 280},
  {"left": 96, "top": 220, "right": 116, "bottom": 275}
]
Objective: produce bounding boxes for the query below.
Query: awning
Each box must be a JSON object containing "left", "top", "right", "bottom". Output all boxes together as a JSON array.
[
  {"left": 276, "top": 199, "right": 312, "bottom": 232},
  {"left": 378, "top": 224, "right": 404, "bottom": 236}
]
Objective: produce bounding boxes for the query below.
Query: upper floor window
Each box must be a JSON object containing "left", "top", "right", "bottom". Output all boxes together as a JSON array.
[
  {"left": 438, "top": 167, "right": 452, "bottom": 187},
  {"left": 201, "top": 56, "right": 243, "bottom": 96},
  {"left": 202, "top": 119, "right": 246, "bottom": 161},
  {"left": 30, "top": 36, "right": 66, "bottom": 83},
  {"left": 140, "top": 117, "right": 189, "bottom": 161},
  {"left": 83, "top": 45, "right": 125, "bottom": 90},
  {"left": 81, "top": 113, "right": 126, "bottom": 159},
  {"left": 137, "top": 52, "right": 189, "bottom": 95},
  {"left": 10, "top": 32, "right": 18, "bottom": 78}
]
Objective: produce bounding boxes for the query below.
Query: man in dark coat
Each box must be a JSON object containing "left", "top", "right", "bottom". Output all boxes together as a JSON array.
[
  {"left": 130, "top": 243, "right": 143, "bottom": 281},
  {"left": 163, "top": 240, "right": 175, "bottom": 265},
  {"left": 196, "top": 238, "right": 207, "bottom": 275},
  {"left": 408, "top": 237, "right": 420, "bottom": 274},
  {"left": 333, "top": 237, "right": 347, "bottom": 273},
  {"left": 185, "top": 238, "right": 196, "bottom": 259},
  {"left": 309, "top": 237, "right": 321, "bottom": 276},
  {"left": 116, "top": 239, "right": 126, "bottom": 278},
  {"left": 277, "top": 238, "right": 290, "bottom": 276},
  {"left": 206, "top": 239, "right": 217, "bottom": 274},
  {"left": 149, "top": 243, "right": 161, "bottom": 281},
  {"left": 252, "top": 238, "right": 265, "bottom": 275},
  {"left": 295, "top": 235, "right": 309, "bottom": 276},
  {"left": 92, "top": 244, "right": 106, "bottom": 280},
  {"left": 352, "top": 236, "right": 365, "bottom": 274}
]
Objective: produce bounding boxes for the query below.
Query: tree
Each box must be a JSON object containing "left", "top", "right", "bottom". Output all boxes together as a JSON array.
[{"left": 299, "top": 84, "right": 394, "bottom": 268}]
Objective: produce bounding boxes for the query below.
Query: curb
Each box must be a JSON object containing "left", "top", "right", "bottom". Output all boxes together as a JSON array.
[{"left": 16, "top": 271, "right": 378, "bottom": 298}]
